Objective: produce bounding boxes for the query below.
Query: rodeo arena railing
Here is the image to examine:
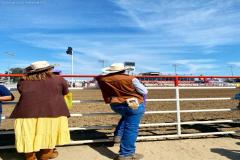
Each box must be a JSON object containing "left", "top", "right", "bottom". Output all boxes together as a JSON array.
[{"left": 0, "top": 74, "right": 240, "bottom": 149}]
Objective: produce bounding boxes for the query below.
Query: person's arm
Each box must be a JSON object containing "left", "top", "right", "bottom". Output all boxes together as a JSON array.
[
  {"left": 62, "top": 78, "right": 69, "bottom": 95},
  {"left": 0, "top": 96, "right": 12, "bottom": 101},
  {"left": 0, "top": 85, "right": 12, "bottom": 101},
  {"left": 95, "top": 77, "right": 111, "bottom": 103},
  {"left": 132, "top": 78, "right": 148, "bottom": 95}
]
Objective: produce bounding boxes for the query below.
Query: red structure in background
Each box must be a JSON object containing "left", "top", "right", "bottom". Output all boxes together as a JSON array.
[{"left": 1, "top": 74, "right": 240, "bottom": 87}]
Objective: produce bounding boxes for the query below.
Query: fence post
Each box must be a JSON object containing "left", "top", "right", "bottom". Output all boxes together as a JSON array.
[{"left": 175, "top": 76, "right": 181, "bottom": 135}]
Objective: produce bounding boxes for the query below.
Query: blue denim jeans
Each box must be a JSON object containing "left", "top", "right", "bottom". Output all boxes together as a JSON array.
[
  {"left": 110, "top": 103, "right": 145, "bottom": 157},
  {"left": 234, "top": 93, "right": 240, "bottom": 100}
]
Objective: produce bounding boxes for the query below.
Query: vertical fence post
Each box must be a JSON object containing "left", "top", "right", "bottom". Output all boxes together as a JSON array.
[{"left": 175, "top": 76, "right": 181, "bottom": 135}]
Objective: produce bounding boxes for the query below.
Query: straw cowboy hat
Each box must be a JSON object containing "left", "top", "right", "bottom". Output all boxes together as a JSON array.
[
  {"left": 102, "top": 63, "right": 128, "bottom": 74},
  {"left": 24, "top": 61, "right": 54, "bottom": 74}
]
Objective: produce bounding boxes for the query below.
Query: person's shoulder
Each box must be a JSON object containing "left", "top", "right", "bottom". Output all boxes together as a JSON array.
[
  {"left": 128, "top": 75, "right": 136, "bottom": 78},
  {"left": 51, "top": 75, "right": 63, "bottom": 80},
  {"left": 95, "top": 74, "right": 106, "bottom": 80},
  {"left": 0, "top": 84, "right": 10, "bottom": 93},
  {"left": 0, "top": 84, "right": 7, "bottom": 89},
  {"left": 120, "top": 74, "right": 135, "bottom": 79},
  {"left": 52, "top": 76, "right": 68, "bottom": 84},
  {"left": 0, "top": 85, "right": 5, "bottom": 89},
  {"left": 17, "top": 79, "right": 25, "bottom": 85}
]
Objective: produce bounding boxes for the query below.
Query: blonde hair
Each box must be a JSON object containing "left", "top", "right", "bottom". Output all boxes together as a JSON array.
[{"left": 22, "top": 70, "right": 54, "bottom": 81}]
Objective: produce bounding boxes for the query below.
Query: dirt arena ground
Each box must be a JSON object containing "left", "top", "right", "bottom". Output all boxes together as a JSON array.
[
  {"left": 0, "top": 137, "right": 240, "bottom": 160},
  {"left": 2, "top": 88, "right": 240, "bottom": 130},
  {"left": 1, "top": 88, "right": 240, "bottom": 159}
]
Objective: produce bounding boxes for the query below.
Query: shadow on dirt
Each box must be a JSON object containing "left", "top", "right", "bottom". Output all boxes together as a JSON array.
[
  {"left": 0, "top": 149, "right": 24, "bottom": 160},
  {"left": 89, "top": 143, "right": 118, "bottom": 159},
  {"left": 211, "top": 139, "right": 240, "bottom": 160},
  {"left": 211, "top": 148, "right": 240, "bottom": 160},
  {"left": 71, "top": 130, "right": 117, "bottom": 159},
  {"left": 0, "top": 129, "right": 117, "bottom": 160},
  {"left": 0, "top": 132, "right": 22, "bottom": 160},
  {"left": 182, "top": 124, "right": 220, "bottom": 132}
]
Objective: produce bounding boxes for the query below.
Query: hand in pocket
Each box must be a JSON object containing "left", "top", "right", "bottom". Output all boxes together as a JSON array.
[{"left": 126, "top": 98, "right": 139, "bottom": 110}]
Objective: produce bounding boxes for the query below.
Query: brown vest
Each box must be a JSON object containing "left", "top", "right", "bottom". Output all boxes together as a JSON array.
[
  {"left": 10, "top": 76, "right": 70, "bottom": 118},
  {"left": 96, "top": 74, "right": 144, "bottom": 104}
]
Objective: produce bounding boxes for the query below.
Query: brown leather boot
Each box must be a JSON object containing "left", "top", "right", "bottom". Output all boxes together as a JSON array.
[
  {"left": 39, "top": 149, "right": 59, "bottom": 160},
  {"left": 25, "top": 152, "right": 36, "bottom": 160}
]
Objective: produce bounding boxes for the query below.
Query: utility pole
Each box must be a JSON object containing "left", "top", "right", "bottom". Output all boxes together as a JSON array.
[
  {"left": 3, "top": 52, "right": 16, "bottom": 85},
  {"left": 66, "top": 47, "right": 74, "bottom": 87},
  {"left": 173, "top": 63, "right": 180, "bottom": 75},
  {"left": 98, "top": 59, "right": 106, "bottom": 68},
  {"left": 229, "top": 65, "right": 234, "bottom": 76}
]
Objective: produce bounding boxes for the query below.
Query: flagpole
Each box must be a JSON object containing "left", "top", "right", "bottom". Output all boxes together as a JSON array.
[
  {"left": 66, "top": 47, "right": 74, "bottom": 87},
  {"left": 71, "top": 50, "right": 74, "bottom": 87}
]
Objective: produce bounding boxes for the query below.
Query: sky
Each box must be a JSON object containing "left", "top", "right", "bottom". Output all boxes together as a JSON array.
[{"left": 0, "top": 0, "right": 240, "bottom": 76}]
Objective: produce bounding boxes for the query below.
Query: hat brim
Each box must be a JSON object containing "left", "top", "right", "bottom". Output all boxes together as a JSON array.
[
  {"left": 101, "top": 67, "right": 127, "bottom": 75},
  {"left": 25, "top": 65, "right": 54, "bottom": 74}
]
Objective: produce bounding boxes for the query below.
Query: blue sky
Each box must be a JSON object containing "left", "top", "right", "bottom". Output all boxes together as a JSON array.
[{"left": 0, "top": 0, "right": 240, "bottom": 75}]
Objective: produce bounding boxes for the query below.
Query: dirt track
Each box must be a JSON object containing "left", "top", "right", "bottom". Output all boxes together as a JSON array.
[
  {"left": 1, "top": 88, "right": 240, "bottom": 137},
  {"left": 1, "top": 137, "right": 240, "bottom": 160}
]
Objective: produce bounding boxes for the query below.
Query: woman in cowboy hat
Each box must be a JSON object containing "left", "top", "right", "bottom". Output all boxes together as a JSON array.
[
  {"left": 10, "top": 61, "right": 70, "bottom": 160},
  {"left": 95, "top": 63, "right": 148, "bottom": 160}
]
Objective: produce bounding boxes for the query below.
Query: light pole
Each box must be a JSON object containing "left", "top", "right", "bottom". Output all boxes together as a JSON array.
[
  {"left": 173, "top": 63, "right": 180, "bottom": 75},
  {"left": 66, "top": 47, "right": 74, "bottom": 87},
  {"left": 98, "top": 59, "right": 106, "bottom": 68},
  {"left": 3, "top": 52, "right": 16, "bottom": 84},
  {"left": 229, "top": 65, "right": 234, "bottom": 76}
]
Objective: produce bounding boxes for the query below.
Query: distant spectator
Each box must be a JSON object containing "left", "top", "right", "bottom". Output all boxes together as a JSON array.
[
  {"left": 0, "top": 85, "right": 14, "bottom": 125},
  {"left": 10, "top": 61, "right": 70, "bottom": 160},
  {"left": 95, "top": 63, "right": 148, "bottom": 160}
]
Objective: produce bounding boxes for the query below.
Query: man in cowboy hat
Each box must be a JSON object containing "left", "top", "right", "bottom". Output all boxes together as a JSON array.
[{"left": 95, "top": 63, "right": 148, "bottom": 160}]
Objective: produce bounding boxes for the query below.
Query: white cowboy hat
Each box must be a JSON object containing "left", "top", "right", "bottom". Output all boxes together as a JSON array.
[
  {"left": 24, "top": 61, "right": 54, "bottom": 74},
  {"left": 101, "top": 63, "right": 127, "bottom": 74}
]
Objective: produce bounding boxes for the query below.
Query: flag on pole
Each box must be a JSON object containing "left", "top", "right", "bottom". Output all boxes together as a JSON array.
[{"left": 66, "top": 47, "right": 73, "bottom": 55}]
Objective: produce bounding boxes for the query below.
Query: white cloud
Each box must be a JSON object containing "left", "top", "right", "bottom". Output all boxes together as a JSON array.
[
  {"left": 172, "top": 59, "right": 216, "bottom": 65},
  {"left": 1, "top": 0, "right": 240, "bottom": 75},
  {"left": 169, "top": 59, "right": 218, "bottom": 74},
  {"left": 228, "top": 62, "right": 240, "bottom": 67},
  {"left": 187, "top": 63, "right": 217, "bottom": 74},
  {"left": 114, "top": 0, "right": 240, "bottom": 47},
  {"left": 9, "top": 32, "right": 229, "bottom": 75},
  {"left": 0, "top": 59, "right": 30, "bottom": 73}
]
